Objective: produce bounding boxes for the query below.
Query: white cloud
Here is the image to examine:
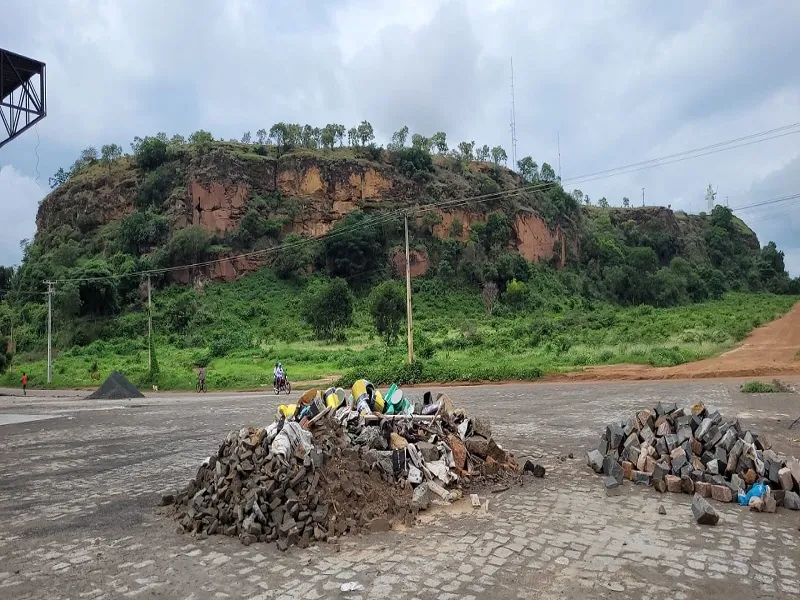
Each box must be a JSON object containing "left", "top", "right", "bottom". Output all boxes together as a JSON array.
[
  {"left": 1, "top": 0, "right": 799, "bottom": 274},
  {"left": 0, "top": 165, "right": 45, "bottom": 265}
]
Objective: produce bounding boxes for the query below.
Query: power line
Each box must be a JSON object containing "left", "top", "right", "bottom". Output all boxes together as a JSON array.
[{"left": 42, "top": 121, "right": 800, "bottom": 285}]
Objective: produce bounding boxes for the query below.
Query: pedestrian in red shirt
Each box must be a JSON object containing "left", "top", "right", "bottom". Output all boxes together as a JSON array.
[{"left": 21, "top": 372, "right": 28, "bottom": 396}]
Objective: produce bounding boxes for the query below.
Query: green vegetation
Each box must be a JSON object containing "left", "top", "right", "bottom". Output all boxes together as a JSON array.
[
  {"left": 4, "top": 125, "right": 798, "bottom": 391},
  {"left": 740, "top": 380, "right": 776, "bottom": 393},
  {"left": 0, "top": 265, "right": 794, "bottom": 390}
]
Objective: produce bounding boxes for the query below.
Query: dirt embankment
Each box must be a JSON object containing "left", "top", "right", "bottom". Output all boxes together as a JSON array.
[{"left": 549, "top": 302, "right": 800, "bottom": 382}]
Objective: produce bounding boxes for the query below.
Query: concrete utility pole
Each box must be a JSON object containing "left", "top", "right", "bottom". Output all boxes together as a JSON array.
[
  {"left": 642, "top": 187, "right": 645, "bottom": 207},
  {"left": 45, "top": 280, "right": 53, "bottom": 384},
  {"left": 147, "top": 274, "right": 152, "bottom": 371},
  {"left": 404, "top": 215, "right": 414, "bottom": 364}
]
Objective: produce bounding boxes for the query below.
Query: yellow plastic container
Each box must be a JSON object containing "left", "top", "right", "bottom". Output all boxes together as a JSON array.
[
  {"left": 322, "top": 387, "right": 341, "bottom": 410},
  {"left": 277, "top": 404, "right": 297, "bottom": 419}
]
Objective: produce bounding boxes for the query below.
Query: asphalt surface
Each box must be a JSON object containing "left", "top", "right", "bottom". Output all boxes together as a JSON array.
[{"left": 0, "top": 380, "right": 799, "bottom": 599}]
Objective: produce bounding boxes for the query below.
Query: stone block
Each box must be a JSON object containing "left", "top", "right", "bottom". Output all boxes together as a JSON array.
[
  {"left": 641, "top": 426, "right": 655, "bottom": 445},
  {"left": 655, "top": 437, "right": 668, "bottom": 456},
  {"left": 654, "top": 479, "right": 667, "bottom": 493},
  {"left": 773, "top": 489, "right": 785, "bottom": 506},
  {"left": 691, "top": 402, "right": 706, "bottom": 417},
  {"left": 633, "top": 471, "right": 651, "bottom": 486},
  {"left": 597, "top": 436, "right": 609, "bottom": 456},
  {"left": 763, "top": 491, "right": 777, "bottom": 513},
  {"left": 778, "top": 467, "right": 794, "bottom": 491},
  {"left": 711, "top": 485, "right": 733, "bottom": 503},
  {"left": 703, "top": 425, "right": 720, "bottom": 446},
  {"left": 691, "top": 438, "right": 704, "bottom": 457},
  {"left": 692, "top": 493, "right": 719, "bottom": 525},
  {"left": 708, "top": 409, "right": 722, "bottom": 425},
  {"left": 637, "top": 410, "right": 655, "bottom": 430},
  {"left": 676, "top": 415, "right": 692, "bottom": 429},
  {"left": 665, "top": 434, "right": 679, "bottom": 452},
  {"left": 694, "top": 481, "right": 711, "bottom": 498},
  {"left": 681, "top": 474, "right": 695, "bottom": 494},
  {"left": 695, "top": 418, "right": 713, "bottom": 441},
  {"left": 715, "top": 447, "right": 727, "bottom": 465},
  {"left": 628, "top": 445, "right": 640, "bottom": 467},
  {"left": 787, "top": 457, "right": 800, "bottom": 488},
  {"left": 743, "top": 469, "right": 757, "bottom": 485},
  {"left": 728, "top": 474, "right": 744, "bottom": 492},
  {"left": 691, "top": 457, "right": 705, "bottom": 472},
  {"left": 623, "top": 432, "right": 640, "bottom": 451},
  {"left": 644, "top": 456, "right": 656, "bottom": 474},
  {"left": 677, "top": 425, "right": 692, "bottom": 445},
  {"left": 748, "top": 497, "right": 764, "bottom": 512},
  {"left": 767, "top": 458, "right": 783, "bottom": 484},
  {"left": 665, "top": 474, "right": 682, "bottom": 493},
  {"left": 706, "top": 459, "right": 721, "bottom": 476},
  {"left": 622, "top": 460, "right": 634, "bottom": 481},
  {"left": 608, "top": 460, "right": 623, "bottom": 484},
  {"left": 602, "top": 455, "right": 617, "bottom": 476},
  {"left": 657, "top": 421, "right": 673, "bottom": 437},
  {"left": 603, "top": 476, "right": 621, "bottom": 496},
  {"left": 412, "top": 484, "right": 431, "bottom": 510},
  {"left": 718, "top": 428, "right": 737, "bottom": 452},
  {"left": 587, "top": 450, "right": 604, "bottom": 474},
  {"left": 652, "top": 462, "right": 669, "bottom": 483},
  {"left": 784, "top": 491, "right": 800, "bottom": 510},
  {"left": 671, "top": 454, "right": 687, "bottom": 475},
  {"left": 417, "top": 441, "right": 440, "bottom": 462},
  {"left": 606, "top": 423, "right": 625, "bottom": 451}
]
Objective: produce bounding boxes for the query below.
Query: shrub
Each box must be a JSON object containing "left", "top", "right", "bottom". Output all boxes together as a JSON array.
[
  {"left": 740, "top": 380, "right": 775, "bottom": 393},
  {"left": 135, "top": 164, "right": 175, "bottom": 210},
  {"left": 368, "top": 280, "right": 406, "bottom": 344},
  {"left": 301, "top": 278, "right": 354, "bottom": 340},
  {"left": 166, "top": 226, "right": 213, "bottom": 266},
  {"left": 135, "top": 137, "right": 168, "bottom": 170}
]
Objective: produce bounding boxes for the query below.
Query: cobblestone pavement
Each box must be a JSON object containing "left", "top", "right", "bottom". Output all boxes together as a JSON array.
[{"left": 1, "top": 380, "right": 799, "bottom": 599}]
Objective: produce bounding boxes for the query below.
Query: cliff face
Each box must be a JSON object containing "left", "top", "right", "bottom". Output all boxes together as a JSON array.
[{"left": 36, "top": 145, "right": 571, "bottom": 281}]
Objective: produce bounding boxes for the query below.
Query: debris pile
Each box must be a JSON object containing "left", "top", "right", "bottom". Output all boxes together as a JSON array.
[
  {"left": 163, "top": 384, "right": 540, "bottom": 549},
  {"left": 86, "top": 371, "right": 144, "bottom": 400},
  {"left": 587, "top": 401, "right": 800, "bottom": 517}
]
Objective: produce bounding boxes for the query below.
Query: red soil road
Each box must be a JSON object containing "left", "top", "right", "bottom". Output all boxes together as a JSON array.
[{"left": 548, "top": 301, "right": 800, "bottom": 382}]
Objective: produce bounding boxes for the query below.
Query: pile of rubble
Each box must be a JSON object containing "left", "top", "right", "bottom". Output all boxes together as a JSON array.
[
  {"left": 163, "top": 385, "right": 541, "bottom": 549},
  {"left": 587, "top": 401, "right": 800, "bottom": 515}
]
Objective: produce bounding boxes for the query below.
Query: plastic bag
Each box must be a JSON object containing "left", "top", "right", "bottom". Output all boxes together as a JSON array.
[
  {"left": 270, "top": 421, "right": 313, "bottom": 459},
  {"left": 738, "top": 482, "right": 767, "bottom": 506}
]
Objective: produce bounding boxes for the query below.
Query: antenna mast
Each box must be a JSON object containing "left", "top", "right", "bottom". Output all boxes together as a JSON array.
[{"left": 510, "top": 57, "right": 518, "bottom": 171}]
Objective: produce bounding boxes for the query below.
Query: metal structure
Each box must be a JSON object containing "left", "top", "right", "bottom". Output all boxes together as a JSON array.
[
  {"left": 509, "top": 57, "right": 518, "bottom": 171},
  {"left": 0, "top": 48, "right": 46, "bottom": 149}
]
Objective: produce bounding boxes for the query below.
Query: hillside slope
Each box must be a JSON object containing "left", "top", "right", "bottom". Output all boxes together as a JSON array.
[{"left": 0, "top": 134, "right": 797, "bottom": 389}]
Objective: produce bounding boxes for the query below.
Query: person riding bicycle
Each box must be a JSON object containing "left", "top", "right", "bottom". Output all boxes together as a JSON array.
[
  {"left": 273, "top": 362, "right": 285, "bottom": 388},
  {"left": 198, "top": 366, "right": 206, "bottom": 390}
]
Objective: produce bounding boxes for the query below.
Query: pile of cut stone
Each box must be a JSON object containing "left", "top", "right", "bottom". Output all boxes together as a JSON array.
[
  {"left": 162, "top": 392, "right": 531, "bottom": 550},
  {"left": 587, "top": 401, "right": 800, "bottom": 513}
]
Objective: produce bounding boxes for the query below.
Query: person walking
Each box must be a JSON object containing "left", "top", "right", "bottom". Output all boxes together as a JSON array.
[{"left": 21, "top": 372, "right": 28, "bottom": 396}]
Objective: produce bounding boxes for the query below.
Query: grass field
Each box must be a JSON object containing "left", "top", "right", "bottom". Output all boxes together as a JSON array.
[{"left": 1, "top": 269, "right": 796, "bottom": 391}]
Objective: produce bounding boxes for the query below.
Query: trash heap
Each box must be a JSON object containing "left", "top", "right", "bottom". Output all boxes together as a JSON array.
[
  {"left": 163, "top": 382, "right": 539, "bottom": 550},
  {"left": 587, "top": 401, "right": 800, "bottom": 514}
]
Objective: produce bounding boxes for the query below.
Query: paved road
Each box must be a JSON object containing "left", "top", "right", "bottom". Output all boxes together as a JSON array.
[{"left": 0, "top": 381, "right": 799, "bottom": 599}]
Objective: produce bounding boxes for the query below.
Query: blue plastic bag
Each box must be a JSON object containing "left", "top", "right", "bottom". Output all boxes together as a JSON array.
[{"left": 738, "top": 482, "right": 767, "bottom": 506}]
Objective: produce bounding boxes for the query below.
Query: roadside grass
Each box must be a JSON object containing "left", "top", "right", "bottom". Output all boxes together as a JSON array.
[
  {"left": 1, "top": 269, "right": 796, "bottom": 391},
  {"left": 740, "top": 380, "right": 776, "bottom": 393}
]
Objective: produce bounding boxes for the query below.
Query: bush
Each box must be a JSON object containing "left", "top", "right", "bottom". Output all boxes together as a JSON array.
[
  {"left": 393, "top": 147, "right": 434, "bottom": 180},
  {"left": 135, "top": 137, "right": 168, "bottom": 170},
  {"left": 368, "top": 280, "right": 406, "bottom": 344},
  {"left": 120, "top": 210, "right": 168, "bottom": 254},
  {"left": 301, "top": 278, "right": 354, "bottom": 340},
  {"left": 166, "top": 226, "right": 213, "bottom": 266},
  {"left": 740, "top": 380, "right": 776, "bottom": 393},
  {"left": 135, "top": 164, "right": 175, "bottom": 210},
  {"left": 502, "top": 278, "right": 528, "bottom": 310}
]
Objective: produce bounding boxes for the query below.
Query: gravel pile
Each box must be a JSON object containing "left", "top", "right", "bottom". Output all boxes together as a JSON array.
[
  {"left": 86, "top": 371, "right": 144, "bottom": 400},
  {"left": 587, "top": 401, "right": 800, "bottom": 514}
]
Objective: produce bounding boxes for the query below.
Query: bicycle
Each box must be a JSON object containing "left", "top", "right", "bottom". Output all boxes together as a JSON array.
[{"left": 196, "top": 379, "right": 206, "bottom": 393}]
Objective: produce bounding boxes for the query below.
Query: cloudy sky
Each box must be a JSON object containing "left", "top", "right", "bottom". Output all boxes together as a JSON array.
[{"left": 2, "top": 0, "right": 799, "bottom": 272}]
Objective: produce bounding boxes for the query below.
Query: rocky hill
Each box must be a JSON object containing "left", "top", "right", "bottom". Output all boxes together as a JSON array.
[{"left": 34, "top": 142, "right": 573, "bottom": 283}]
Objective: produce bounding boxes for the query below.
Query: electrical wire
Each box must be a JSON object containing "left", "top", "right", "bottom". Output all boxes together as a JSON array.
[{"left": 42, "top": 121, "right": 800, "bottom": 285}]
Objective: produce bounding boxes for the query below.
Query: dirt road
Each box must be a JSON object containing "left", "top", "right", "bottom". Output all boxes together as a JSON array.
[{"left": 551, "top": 301, "right": 800, "bottom": 382}]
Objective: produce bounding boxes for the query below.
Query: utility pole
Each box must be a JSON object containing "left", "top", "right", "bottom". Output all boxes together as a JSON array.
[
  {"left": 404, "top": 215, "right": 414, "bottom": 364},
  {"left": 642, "top": 187, "right": 645, "bottom": 207},
  {"left": 45, "top": 281, "right": 53, "bottom": 384},
  {"left": 147, "top": 274, "right": 152, "bottom": 371}
]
